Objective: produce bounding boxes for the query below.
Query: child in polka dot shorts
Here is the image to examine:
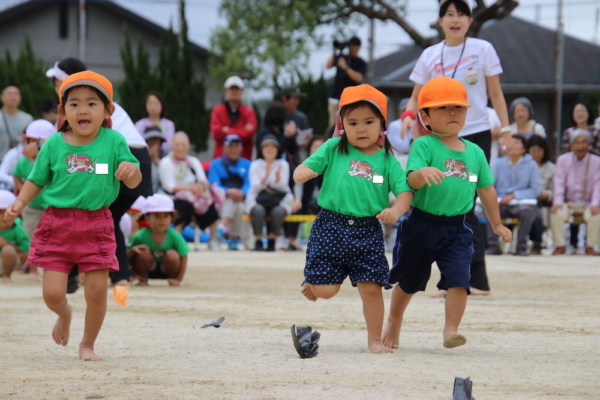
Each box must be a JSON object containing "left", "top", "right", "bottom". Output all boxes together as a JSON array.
[{"left": 293, "top": 84, "right": 413, "bottom": 354}]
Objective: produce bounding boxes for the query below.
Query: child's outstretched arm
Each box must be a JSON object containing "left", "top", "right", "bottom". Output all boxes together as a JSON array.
[
  {"left": 115, "top": 161, "right": 142, "bottom": 189},
  {"left": 293, "top": 164, "right": 318, "bottom": 184},
  {"left": 377, "top": 192, "right": 414, "bottom": 223},
  {"left": 5, "top": 181, "right": 43, "bottom": 223},
  {"left": 407, "top": 167, "right": 447, "bottom": 189},
  {"left": 478, "top": 185, "right": 512, "bottom": 243}
]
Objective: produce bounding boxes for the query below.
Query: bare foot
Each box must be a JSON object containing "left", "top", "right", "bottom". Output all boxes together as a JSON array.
[
  {"left": 443, "top": 330, "right": 467, "bottom": 349},
  {"left": 300, "top": 282, "right": 317, "bottom": 302},
  {"left": 429, "top": 289, "right": 447, "bottom": 298},
  {"left": 369, "top": 340, "right": 394, "bottom": 354},
  {"left": 167, "top": 279, "right": 181, "bottom": 287},
  {"left": 382, "top": 317, "right": 402, "bottom": 349},
  {"left": 79, "top": 344, "right": 103, "bottom": 361},
  {"left": 136, "top": 279, "right": 148, "bottom": 287},
  {"left": 470, "top": 287, "right": 491, "bottom": 296},
  {"left": 26, "top": 273, "right": 39, "bottom": 282},
  {"left": 2, "top": 276, "right": 13, "bottom": 283},
  {"left": 52, "top": 304, "right": 73, "bottom": 346}
]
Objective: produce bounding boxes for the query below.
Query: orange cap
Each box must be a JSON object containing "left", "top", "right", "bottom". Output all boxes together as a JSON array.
[
  {"left": 418, "top": 76, "right": 471, "bottom": 110},
  {"left": 58, "top": 70, "right": 113, "bottom": 104},
  {"left": 339, "top": 84, "right": 387, "bottom": 121}
]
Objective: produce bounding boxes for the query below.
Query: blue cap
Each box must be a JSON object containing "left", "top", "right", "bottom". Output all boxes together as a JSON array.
[{"left": 224, "top": 134, "right": 242, "bottom": 146}]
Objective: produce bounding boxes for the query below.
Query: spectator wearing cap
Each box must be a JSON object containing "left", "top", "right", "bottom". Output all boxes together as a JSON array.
[
  {"left": 0, "top": 85, "right": 33, "bottom": 162},
  {"left": 485, "top": 134, "right": 542, "bottom": 256},
  {"left": 0, "top": 190, "right": 30, "bottom": 282},
  {"left": 550, "top": 129, "right": 600, "bottom": 256},
  {"left": 128, "top": 193, "right": 190, "bottom": 286},
  {"left": 246, "top": 134, "right": 293, "bottom": 251},
  {"left": 560, "top": 102, "right": 600, "bottom": 157},
  {"left": 208, "top": 134, "right": 250, "bottom": 250},
  {"left": 387, "top": 98, "right": 412, "bottom": 166},
  {"left": 135, "top": 92, "right": 176, "bottom": 153},
  {"left": 158, "top": 132, "right": 221, "bottom": 251},
  {"left": 12, "top": 119, "right": 56, "bottom": 241},
  {"left": 509, "top": 97, "right": 546, "bottom": 139},
  {"left": 325, "top": 36, "right": 367, "bottom": 127},
  {"left": 144, "top": 126, "right": 167, "bottom": 193},
  {"left": 210, "top": 76, "right": 257, "bottom": 160}
]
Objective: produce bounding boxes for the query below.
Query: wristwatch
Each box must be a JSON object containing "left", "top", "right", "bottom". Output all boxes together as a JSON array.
[{"left": 500, "top": 126, "right": 511, "bottom": 134}]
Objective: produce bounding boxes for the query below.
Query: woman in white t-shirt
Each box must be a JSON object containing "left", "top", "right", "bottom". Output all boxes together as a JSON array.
[{"left": 400, "top": 0, "right": 511, "bottom": 296}]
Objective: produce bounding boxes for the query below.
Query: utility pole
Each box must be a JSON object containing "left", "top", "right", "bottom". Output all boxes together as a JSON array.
[
  {"left": 594, "top": 7, "right": 600, "bottom": 44},
  {"left": 367, "top": 18, "right": 375, "bottom": 85},
  {"left": 535, "top": 4, "right": 541, "bottom": 25},
  {"left": 554, "top": 0, "right": 565, "bottom": 160},
  {"left": 79, "top": 0, "right": 86, "bottom": 61}
]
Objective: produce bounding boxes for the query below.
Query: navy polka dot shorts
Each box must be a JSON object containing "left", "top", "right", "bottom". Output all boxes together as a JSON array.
[{"left": 304, "top": 209, "right": 392, "bottom": 289}]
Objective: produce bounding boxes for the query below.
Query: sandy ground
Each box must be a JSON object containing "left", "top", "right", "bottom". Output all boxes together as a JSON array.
[{"left": 1, "top": 249, "right": 599, "bottom": 400}]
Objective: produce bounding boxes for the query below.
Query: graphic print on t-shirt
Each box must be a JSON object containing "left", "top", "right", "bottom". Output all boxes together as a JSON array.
[
  {"left": 347, "top": 160, "right": 378, "bottom": 181},
  {"left": 443, "top": 158, "right": 470, "bottom": 180},
  {"left": 65, "top": 154, "right": 98, "bottom": 174}
]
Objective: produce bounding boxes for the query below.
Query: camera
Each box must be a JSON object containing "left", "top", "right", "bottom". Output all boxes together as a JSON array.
[{"left": 333, "top": 40, "right": 350, "bottom": 51}]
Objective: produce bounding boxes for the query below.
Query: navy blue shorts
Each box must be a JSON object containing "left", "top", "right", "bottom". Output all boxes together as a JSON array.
[
  {"left": 304, "top": 209, "right": 391, "bottom": 289},
  {"left": 148, "top": 262, "right": 169, "bottom": 280},
  {"left": 389, "top": 208, "right": 473, "bottom": 294}
]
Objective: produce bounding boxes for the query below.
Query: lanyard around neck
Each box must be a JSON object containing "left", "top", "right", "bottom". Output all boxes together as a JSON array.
[{"left": 440, "top": 39, "right": 467, "bottom": 79}]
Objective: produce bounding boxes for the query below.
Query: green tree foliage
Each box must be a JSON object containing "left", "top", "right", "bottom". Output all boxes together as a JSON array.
[
  {"left": 0, "top": 35, "right": 55, "bottom": 118},
  {"left": 297, "top": 76, "right": 330, "bottom": 136},
  {"left": 119, "top": 0, "right": 209, "bottom": 152}
]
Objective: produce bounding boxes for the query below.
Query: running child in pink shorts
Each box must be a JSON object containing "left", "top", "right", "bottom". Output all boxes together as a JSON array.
[{"left": 5, "top": 71, "right": 142, "bottom": 361}]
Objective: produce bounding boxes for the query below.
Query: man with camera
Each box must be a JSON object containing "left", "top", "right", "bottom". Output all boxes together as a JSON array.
[{"left": 325, "top": 36, "right": 367, "bottom": 127}]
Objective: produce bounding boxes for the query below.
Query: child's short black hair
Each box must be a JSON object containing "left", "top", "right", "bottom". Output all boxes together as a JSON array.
[
  {"left": 264, "top": 101, "right": 288, "bottom": 129},
  {"left": 511, "top": 134, "right": 528, "bottom": 150},
  {"left": 59, "top": 85, "right": 112, "bottom": 132},
  {"left": 526, "top": 135, "right": 551, "bottom": 164},
  {"left": 336, "top": 100, "right": 392, "bottom": 155},
  {"left": 439, "top": 0, "right": 472, "bottom": 18},
  {"left": 39, "top": 99, "right": 57, "bottom": 114}
]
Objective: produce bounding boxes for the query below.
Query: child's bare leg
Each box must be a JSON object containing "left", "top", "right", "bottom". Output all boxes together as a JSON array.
[
  {"left": 42, "top": 270, "right": 72, "bottom": 346},
  {"left": 1, "top": 244, "right": 18, "bottom": 282},
  {"left": 443, "top": 287, "right": 468, "bottom": 348},
  {"left": 128, "top": 246, "right": 153, "bottom": 286},
  {"left": 382, "top": 284, "right": 414, "bottom": 348},
  {"left": 79, "top": 269, "right": 109, "bottom": 361},
  {"left": 301, "top": 283, "right": 340, "bottom": 302},
  {"left": 356, "top": 281, "right": 393, "bottom": 354},
  {"left": 162, "top": 250, "right": 181, "bottom": 286}
]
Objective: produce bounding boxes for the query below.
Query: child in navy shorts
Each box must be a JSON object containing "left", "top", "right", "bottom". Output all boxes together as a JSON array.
[
  {"left": 383, "top": 77, "right": 511, "bottom": 350},
  {"left": 5, "top": 71, "right": 142, "bottom": 361},
  {"left": 294, "top": 84, "right": 413, "bottom": 354}
]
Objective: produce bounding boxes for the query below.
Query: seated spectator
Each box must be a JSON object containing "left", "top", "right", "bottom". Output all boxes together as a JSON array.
[
  {"left": 486, "top": 135, "right": 542, "bottom": 256},
  {"left": 246, "top": 134, "right": 293, "bottom": 251},
  {"left": 210, "top": 76, "right": 257, "bottom": 160},
  {"left": 387, "top": 98, "right": 412, "bottom": 167},
  {"left": 128, "top": 194, "right": 189, "bottom": 287},
  {"left": 208, "top": 134, "right": 250, "bottom": 251},
  {"left": 143, "top": 126, "right": 166, "bottom": 194},
  {"left": 158, "top": 132, "right": 220, "bottom": 250},
  {"left": 0, "top": 190, "right": 30, "bottom": 282},
  {"left": 135, "top": 92, "right": 176, "bottom": 152},
  {"left": 527, "top": 135, "right": 556, "bottom": 254},
  {"left": 560, "top": 102, "right": 599, "bottom": 156},
  {"left": 509, "top": 97, "right": 546, "bottom": 139},
  {"left": 551, "top": 129, "right": 600, "bottom": 255}
]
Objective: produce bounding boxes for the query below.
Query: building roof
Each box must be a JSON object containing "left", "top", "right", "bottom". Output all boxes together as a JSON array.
[
  {"left": 0, "top": 0, "right": 209, "bottom": 59},
  {"left": 373, "top": 16, "right": 600, "bottom": 92}
]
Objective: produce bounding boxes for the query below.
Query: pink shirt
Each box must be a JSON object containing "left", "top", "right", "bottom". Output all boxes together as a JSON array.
[{"left": 553, "top": 152, "right": 600, "bottom": 207}]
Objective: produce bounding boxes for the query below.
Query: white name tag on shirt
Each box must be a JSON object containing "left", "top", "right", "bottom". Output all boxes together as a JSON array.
[
  {"left": 469, "top": 173, "right": 478, "bottom": 183},
  {"left": 373, "top": 175, "right": 384, "bottom": 184},
  {"left": 96, "top": 163, "right": 109, "bottom": 174}
]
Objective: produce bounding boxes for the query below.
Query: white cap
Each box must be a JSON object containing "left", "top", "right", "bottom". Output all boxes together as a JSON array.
[
  {"left": 0, "top": 189, "right": 16, "bottom": 209},
  {"left": 143, "top": 194, "right": 175, "bottom": 214},
  {"left": 24, "top": 119, "right": 56, "bottom": 140},
  {"left": 129, "top": 196, "right": 146, "bottom": 212},
  {"left": 224, "top": 76, "right": 244, "bottom": 90},
  {"left": 45, "top": 61, "right": 70, "bottom": 81}
]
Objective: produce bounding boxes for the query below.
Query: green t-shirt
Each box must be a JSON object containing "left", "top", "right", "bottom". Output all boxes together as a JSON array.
[
  {"left": 0, "top": 221, "right": 30, "bottom": 253},
  {"left": 129, "top": 227, "right": 190, "bottom": 263},
  {"left": 13, "top": 157, "right": 46, "bottom": 209},
  {"left": 27, "top": 128, "right": 140, "bottom": 211},
  {"left": 303, "top": 137, "right": 412, "bottom": 217},
  {"left": 407, "top": 135, "right": 494, "bottom": 216}
]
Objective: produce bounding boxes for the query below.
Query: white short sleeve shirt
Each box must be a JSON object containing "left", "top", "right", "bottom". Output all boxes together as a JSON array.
[{"left": 410, "top": 38, "right": 503, "bottom": 137}]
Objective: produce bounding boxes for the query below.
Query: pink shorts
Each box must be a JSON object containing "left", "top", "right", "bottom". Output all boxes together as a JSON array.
[{"left": 28, "top": 206, "right": 118, "bottom": 274}]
